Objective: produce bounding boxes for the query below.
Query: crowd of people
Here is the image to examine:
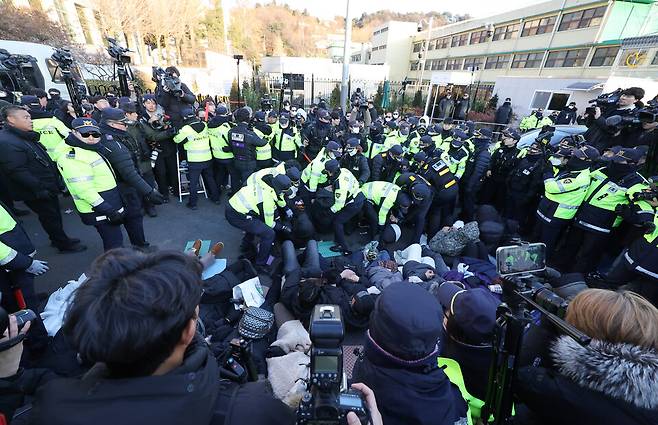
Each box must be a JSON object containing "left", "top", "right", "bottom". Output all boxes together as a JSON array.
[{"left": 0, "top": 70, "right": 657, "bottom": 425}]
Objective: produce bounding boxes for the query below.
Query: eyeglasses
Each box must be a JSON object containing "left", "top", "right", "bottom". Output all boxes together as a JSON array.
[{"left": 80, "top": 132, "right": 101, "bottom": 138}]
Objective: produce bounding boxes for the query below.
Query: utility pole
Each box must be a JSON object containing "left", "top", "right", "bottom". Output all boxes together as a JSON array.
[
  {"left": 340, "top": 0, "right": 352, "bottom": 112},
  {"left": 417, "top": 16, "right": 434, "bottom": 90}
]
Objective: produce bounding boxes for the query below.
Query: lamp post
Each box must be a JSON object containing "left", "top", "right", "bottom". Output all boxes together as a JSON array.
[
  {"left": 417, "top": 17, "right": 434, "bottom": 90},
  {"left": 340, "top": 0, "right": 353, "bottom": 112},
  {"left": 233, "top": 54, "right": 243, "bottom": 107}
]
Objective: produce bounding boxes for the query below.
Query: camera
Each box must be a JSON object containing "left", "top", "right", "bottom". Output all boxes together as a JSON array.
[
  {"left": 107, "top": 38, "right": 131, "bottom": 65},
  {"left": 589, "top": 88, "right": 623, "bottom": 109},
  {"left": 296, "top": 305, "right": 369, "bottom": 425},
  {"left": 219, "top": 337, "right": 258, "bottom": 384},
  {"left": 152, "top": 67, "right": 183, "bottom": 96},
  {"left": 260, "top": 94, "right": 274, "bottom": 112}
]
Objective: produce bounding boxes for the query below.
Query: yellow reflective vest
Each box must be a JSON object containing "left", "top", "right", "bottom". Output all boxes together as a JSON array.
[
  {"left": 33, "top": 116, "right": 70, "bottom": 162},
  {"left": 174, "top": 122, "right": 213, "bottom": 162}
]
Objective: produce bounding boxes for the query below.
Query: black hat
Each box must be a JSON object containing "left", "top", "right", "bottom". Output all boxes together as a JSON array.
[
  {"left": 216, "top": 105, "right": 229, "bottom": 116},
  {"left": 267, "top": 110, "right": 278, "bottom": 119},
  {"left": 615, "top": 147, "right": 645, "bottom": 164},
  {"left": 369, "top": 282, "right": 442, "bottom": 361},
  {"left": 325, "top": 141, "right": 342, "bottom": 157},
  {"left": 317, "top": 109, "right": 330, "bottom": 121},
  {"left": 180, "top": 107, "right": 196, "bottom": 120},
  {"left": 386, "top": 120, "right": 398, "bottom": 130},
  {"left": 411, "top": 183, "right": 431, "bottom": 202},
  {"left": 442, "top": 117, "right": 454, "bottom": 125},
  {"left": 437, "top": 281, "right": 499, "bottom": 343},
  {"left": 254, "top": 111, "right": 266, "bottom": 122},
  {"left": 476, "top": 127, "right": 493, "bottom": 139},
  {"left": 271, "top": 174, "right": 292, "bottom": 193},
  {"left": 413, "top": 151, "right": 427, "bottom": 163},
  {"left": 346, "top": 137, "right": 360, "bottom": 148},
  {"left": 502, "top": 128, "right": 520, "bottom": 141},
  {"left": 419, "top": 135, "right": 433, "bottom": 146},
  {"left": 351, "top": 291, "right": 378, "bottom": 317},
  {"left": 47, "top": 88, "right": 61, "bottom": 96},
  {"left": 286, "top": 166, "right": 301, "bottom": 182},
  {"left": 396, "top": 192, "right": 411, "bottom": 209},
  {"left": 572, "top": 145, "right": 600, "bottom": 161},
  {"left": 20, "top": 95, "right": 41, "bottom": 109},
  {"left": 452, "top": 129, "right": 468, "bottom": 141},
  {"left": 101, "top": 107, "right": 128, "bottom": 123},
  {"left": 324, "top": 159, "right": 340, "bottom": 175},
  {"left": 71, "top": 117, "right": 100, "bottom": 133},
  {"left": 330, "top": 111, "right": 341, "bottom": 120},
  {"left": 120, "top": 102, "right": 138, "bottom": 114},
  {"left": 234, "top": 107, "right": 250, "bottom": 123},
  {"left": 388, "top": 144, "right": 403, "bottom": 156}
]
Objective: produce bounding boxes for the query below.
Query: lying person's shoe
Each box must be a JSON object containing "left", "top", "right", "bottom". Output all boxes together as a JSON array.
[
  {"left": 210, "top": 242, "right": 224, "bottom": 256},
  {"left": 192, "top": 239, "right": 202, "bottom": 256}
]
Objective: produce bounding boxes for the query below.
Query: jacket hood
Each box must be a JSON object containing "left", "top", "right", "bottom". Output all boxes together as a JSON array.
[
  {"left": 552, "top": 336, "right": 658, "bottom": 410},
  {"left": 29, "top": 109, "right": 54, "bottom": 120}
]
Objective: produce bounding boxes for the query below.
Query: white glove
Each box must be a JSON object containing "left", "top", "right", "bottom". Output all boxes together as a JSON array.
[{"left": 26, "top": 259, "right": 49, "bottom": 276}]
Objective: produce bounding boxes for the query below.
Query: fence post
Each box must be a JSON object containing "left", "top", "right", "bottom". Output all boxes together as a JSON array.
[
  {"left": 347, "top": 76, "right": 351, "bottom": 105},
  {"left": 311, "top": 74, "right": 315, "bottom": 109}
]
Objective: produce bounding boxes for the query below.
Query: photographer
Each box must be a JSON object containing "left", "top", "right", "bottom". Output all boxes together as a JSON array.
[
  {"left": 583, "top": 87, "right": 645, "bottom": 151},
  {"left": 352, "top": 282, "right": 468, "bottom": 425},
  {"left": 26, "top": 249, "right": 295, "bottom": 425},
  {"left": 516, "top": 289, "right": 658, "bottom": 425},
  {"left": 140, "top": 94, "right": 178, "bottom": 202},
  {"left": 155, "top": 66, "right": 196, "bottom": 130}
]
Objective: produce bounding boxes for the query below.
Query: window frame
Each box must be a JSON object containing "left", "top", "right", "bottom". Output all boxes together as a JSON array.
[
  {"left": 445, "top": 58, "right": 463, "bottom": 70},
  {"left": 437, "top": 37, "right": 450, "bottom": 49},
  {"left": 470, "top": 30, "right": 489, "bottom": 45},
  {"left": 485, "top": 54, "right": 511, "bottom": 69},
  {"left": 413, "top": 42, "right": 422, "bottom": 53},
  {"left": 492, "top": 23, "right": 519, "bottom": 41},
  {"left": 589, "top": 46, "right": 619, "bottom": 67},
  {"left": 451, "top": 33, "right": 468, "bottom": 47},
  {"left": 463, "top": 57, "right": 484, "bottom": 71},
  {"left": 521, "top": 16, "right": 557, "bottom": 37},
  {"left": 511, "top": 52, "right": 545, "bottom": 68},
  {"left": 558, "top": 6, "right": 607, "bottom": 32},
  {"left": 544, "top": 48, "right": 590, "bottom": 68}
]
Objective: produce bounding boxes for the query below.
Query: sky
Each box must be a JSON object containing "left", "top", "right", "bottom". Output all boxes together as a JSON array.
[{"left": 242, "top": 0, "right": 548, "bottom": 20}]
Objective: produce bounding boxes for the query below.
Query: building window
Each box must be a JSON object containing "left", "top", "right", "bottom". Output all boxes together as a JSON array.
[
  {"left": 437, "top": 37, "right": 450, "bottom": 49},
  {"left": 521, "top": 16, "right": 556, "bottom": 36},
  {"left": 424, "top": 60, "right": 432, "bottom": 70},
  {"left": 446, "top": 58, "right": 463, "bottom": 70},
  {"left": 463, "top": 57, "right": 483, "bottom": 71},
  {"left": 544, "top": 48, "right": 589, "bottom": 67},
  {"left": 428, "top": 39, "right": 436, "bottom": 50},
  {"left": 451, "top": 33, "right": 468, "bottom": 47},
  {"left": 470, "top": 30, "right": 489, "bottom": 45},
  {"left": 413, "top": 42, "right": 422, "bottom": 53},
  {"left": 431, "top": 59, "right": 446, "bottom": 70},
  {"left": 74, "top": 4, "right": 93, "bottom": 45},
  {"left": 410, "top": 61, "right": 420, "bottom": 71},
  {"left": 619, "top": 49, "right": 648, "bottom": 67},
  {"left": 653, "top": 53, "right": 658, "bottom": 65},
  {"left": 532, "top": 91, "right": 571, "bottom": 110},
  {"left": 589, "top": 46, "right": 619, "bottom": 66},
  {"left": 492, "top": 23, "right": 519, "bottom": 41},
  {"left": 558, "top": 6, "right": 606, "bottom": 31},
  {"left": 485, "top": 54, "right": 511, "bottom": 69},
  {"left": 511, "top": 52, "right": 544, "bottom": 68},
  {"left": 352, "top": 54, "right": 361, "bottom": 62}
]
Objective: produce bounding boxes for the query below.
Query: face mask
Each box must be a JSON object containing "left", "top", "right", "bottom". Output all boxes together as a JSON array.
[
  {"left": 549, "top": 157, "right": 563, "bottom": 166},
  {"left": 393, "top": 114, "right": 399, "bottom": 119},
  {"left": 328, "top": 152, "right": 336, "bottom": 160},
  {"left": 347, "top": 148, "right": 357, "bottom": 156},
  {"left": 418, "top": 127, "right": 427, "bottom": 135},
  {"left": 451, "top": 142, "right": 461, "bottom": 149},
  {"left": 288, "top": 186, "right": 298, "bottom": 199},
  {"left": 400, "top": 129, "right": 410, "bottom": 136},
  {"left": 351, "top": 127, "right": 360, "bottom": 134}
]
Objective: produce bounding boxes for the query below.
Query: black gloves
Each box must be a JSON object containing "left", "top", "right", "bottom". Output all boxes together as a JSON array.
[{"left": 145, "top": 189, "right": 165, "bottom": 205}]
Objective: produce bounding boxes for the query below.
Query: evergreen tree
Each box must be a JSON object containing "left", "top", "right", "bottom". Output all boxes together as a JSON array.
[{"left": 412, "top": 90, "right": 423, "bottom": 108}]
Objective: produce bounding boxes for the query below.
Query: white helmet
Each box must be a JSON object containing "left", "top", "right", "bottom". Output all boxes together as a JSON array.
[
  {"left": 296, "top": 109, "right": 307, "bottom": 120},
  {"left": 419, "top": 115, "right": 430, "bottom": 127}
]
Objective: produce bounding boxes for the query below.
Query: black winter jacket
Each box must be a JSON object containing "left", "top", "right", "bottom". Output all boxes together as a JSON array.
[
  {"left": 340, "top": 153, "right": 370, "bottom": 184},
  {"left": 464, "top": 141, "right": 491, "bottom": 190},
  {"left": 555, "top": 106, "right": 577, "bottom": 125},
  {"left": 155, "top": 83, "right": 196, "bottom": 129},
  {"left": 494, "top": 102, "right": 513, "bottom": 124},
  {"left": 516, "top": 336, "right": 658, "bottom": 425},
  {"left": 98, "top": 125, "right": 154, "bottom": 196},
  {"left": 0, "top": 126, "right": 61, "bottom": 201},
  {"left": 27, "top": 337, "right": 295, "bottom": 425}
]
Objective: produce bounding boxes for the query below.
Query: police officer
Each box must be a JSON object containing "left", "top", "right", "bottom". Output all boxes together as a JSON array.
[
  {"left": 443, "top": 129, "right": 470, "bottom": 179},
  {"left": 395, "top": 172, "right": 433, "bottom": 243},
  {"left": 505, "top": 142, "right": 546, "bottom": 235},
  {"left": 536, "top": 146, "right": 599, "bottom": 258},
  {"left": 560, "top": 147, "right": 649, "bottom": 273},
  {"left": 434, "top": 118, "right": 455, "bottom": 152},
  {"left": 300, "top": 140, "right": 342, "bottom": 200},
  {"left": 340, "top": 137, "right": 370, "bottom": 184},
  {"left": 480, "top": 128, "right": 523, "bottom": 212},
  {"left": 57, "top": 118, "right": 126, "bottom": 250},
  {"left": 323, "top": 160, "right": 364, "bottom": 254},
  {"left": 361, "top": 181, "right": 410, "bottom": 241},
  {"left": 99, "top": 108, "right": 163, "bottom": 248},
  {"left": 405, "top": 116, "right": 429, "bottom": 156},
  {"left": 21, "top": 95, "right": 70, "bottom": 162},
  {"left": 253, "top": 111, "right": 274, "bottom": 169},
  {"left": 228, "top": 107, "right": 268, "bottom": 189},
  {"left": 302, "top": 108, "right": 332, "bottom": 160},
  {"left": 365, "top": 121, "right": 387, "bottom": 161},
  {"left": 173, "top": 107, "right": 220, "bottom": 209},
  {"left": 0, "top": 106, "right": 85, "bottom": 253},
  {"left": 226, "top": 174, "right": 293, "bottom": 273},
  {"left": 418, "top": 149, "right": 460, "bottom": 236},
  {"left": 272, "top": 114, "right": 302, "bottom": 162},
  {"left": 371, "top": 144, "right": 405, "bottom": 182},
  {"left": 0, "top": 201, "right": 49, "bottom": 348},
  {"left": 208, "top": 105, "right": 235, "bottom": 196}
]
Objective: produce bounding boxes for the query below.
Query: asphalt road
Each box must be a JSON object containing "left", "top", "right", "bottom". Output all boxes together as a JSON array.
[{"left": 15, "top": 192, "right": 245, "bottom": 296}]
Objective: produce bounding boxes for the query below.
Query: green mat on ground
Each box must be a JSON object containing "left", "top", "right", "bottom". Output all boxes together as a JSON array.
[{"left": 317, "top": 240, "right": 344, "bottom": 258}]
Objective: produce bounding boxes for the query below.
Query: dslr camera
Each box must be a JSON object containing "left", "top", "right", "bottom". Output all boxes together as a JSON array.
[
  {"left": 588, "top": 88, "right": 623, "bottom": 110},
  {"left": 260, "top": 94, "right": 274, "bottom": 112},
  {"left": 152, "top": 67, "right": 183, "bottom": 96},
  {"left": 296, "top": 305, "right": 369, "bottom": 425},
  {"left": 107, "top": 38, "right": 131, "bottom": 65}
]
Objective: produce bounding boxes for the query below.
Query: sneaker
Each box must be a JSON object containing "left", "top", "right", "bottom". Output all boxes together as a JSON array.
[
  {"left": 210, "top": 242, "right": 224, "bottom": 256},
  {"left": 57, "top": 243, "right": 87, "bottom": 253}
]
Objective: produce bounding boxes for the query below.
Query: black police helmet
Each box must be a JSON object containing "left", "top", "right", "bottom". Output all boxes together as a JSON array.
[{"left": 411, "top": 183, "right": 431, "bottom": 202}]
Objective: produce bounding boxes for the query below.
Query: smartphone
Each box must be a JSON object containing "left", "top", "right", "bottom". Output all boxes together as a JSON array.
[{"left": 496, "top": 243, "right": 546, "bottom": 276}]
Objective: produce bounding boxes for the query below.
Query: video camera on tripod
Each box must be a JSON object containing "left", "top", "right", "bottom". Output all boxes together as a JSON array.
[
  {"left": 587, "top": 88, "right": 623, "bottom": 114},
  {"left": 296, "top": 305, "right": 369, "bottom": 425},
  {"left": 0, "top": 49, "right": 38, "bottom": 95},
  {"left": 106, "top": 37, "right": 136, "bottom": 98},
  {"left": 481, "top": 242, "right": 591, "bottom": 425},
  {"left": 50, "top": 48, "right": 87, "bottom": 115},
  {"left": 152, "top": 67, "right": 183, "bottom": 97}
]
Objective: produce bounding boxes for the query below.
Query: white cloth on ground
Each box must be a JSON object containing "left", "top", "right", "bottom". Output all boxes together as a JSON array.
[{"left": 40, "top": 274, "right": 87, "bottom": 336}]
